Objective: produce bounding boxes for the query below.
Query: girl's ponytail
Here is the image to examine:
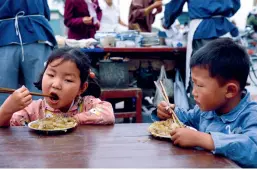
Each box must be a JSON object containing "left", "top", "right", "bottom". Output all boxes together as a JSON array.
[{"left": 81, "top": 71, "right": 101, "bottom": 98}]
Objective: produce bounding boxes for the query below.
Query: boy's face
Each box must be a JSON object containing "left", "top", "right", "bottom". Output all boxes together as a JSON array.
[
  {"left": 191, "top": 66, "right": 228, "bottom": 112},
  {"left": 42, "top": 59, "right": 85, "bottom": 111}
]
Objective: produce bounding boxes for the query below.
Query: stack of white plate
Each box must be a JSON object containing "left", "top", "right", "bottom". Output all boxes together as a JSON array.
[{"left": 140, "top": 32, "right": 160, "bottom": 47}]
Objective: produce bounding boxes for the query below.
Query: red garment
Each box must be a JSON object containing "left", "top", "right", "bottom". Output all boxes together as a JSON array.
[
  {"left": 128, "top": 0, "right": 155, "bottom": 32},
  {"left": 64, "top": 0, "right": 102, "bottom": 40}
]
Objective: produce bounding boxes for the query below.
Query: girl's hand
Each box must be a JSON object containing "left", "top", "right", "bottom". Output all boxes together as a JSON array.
[
  {"left": 83, "top": 16, "right": 93, "bottom": 25},
  {"left": 1, "top": 86, "right": 32, "bottom": 115},
  {"left": 157, "top": 101, "right": 173, "bottom": 120},
  {"left": 170, "top": 128, "right": 215, "bottom": 150}
]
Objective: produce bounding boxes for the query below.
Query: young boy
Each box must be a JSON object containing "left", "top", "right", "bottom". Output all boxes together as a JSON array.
[{"left": 153, "top": 38, "right": 257, "bottom": 168}]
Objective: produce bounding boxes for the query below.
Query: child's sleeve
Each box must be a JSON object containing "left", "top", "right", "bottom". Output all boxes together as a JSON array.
[
  {"left": 174, "top": 106, "right": 201, "bottom": 129},
  {"left": 210, "top": 116, "right": 257, "bottom": 168},
  {"left": 10, "top": 100, "right": 42, "bottom": 126},
  {"left": 10, "top": 107, "right": 32, "bottom": 126},
  {"left": 74, "top": 96, "right": 115, "bottom": 125}
]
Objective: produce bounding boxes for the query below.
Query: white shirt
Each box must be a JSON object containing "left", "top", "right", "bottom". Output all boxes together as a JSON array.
[
  {"left": 84, "top": 0, "right": 99, "bottom": 24},
  {"left": 99, "top": 1, "right": 120, "bottom": 32}
]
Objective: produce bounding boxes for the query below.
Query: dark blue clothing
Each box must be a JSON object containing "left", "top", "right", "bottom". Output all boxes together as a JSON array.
[
  {"left": 163, "top": 0, "right": 240, "bottom": 39},
  {"left": 0, "top": 0, "right": 57, "bottom": 47}
]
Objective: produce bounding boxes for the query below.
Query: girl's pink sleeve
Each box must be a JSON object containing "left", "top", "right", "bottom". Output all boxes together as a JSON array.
[
  {"left": 10, "top": 109, "right": 30, "bottom": 126},
  {"left": 74, "top": 96, "right": 115, "bottom": 125},
  {"left": 10, "top": 100, "right": 42, "bottom": 126}
]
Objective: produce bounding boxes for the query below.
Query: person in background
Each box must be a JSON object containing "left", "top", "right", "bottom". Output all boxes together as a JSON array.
[
  {"left": 0, "top": 0, "right": 57, "bottom": 105},
  {"left": 162, "top": 0, "right": 240, "bottom": 108},
  {"left": 246, "top": 7, "right": 257, "bottom": 40},
  {"left": 0, "top": 47, "right": 115, "bottom": 127},
  {"left": 64, "top": 0, "right": 102, "bottom": 40},
  {"left": 99, "top": 0, "right": 128, "bottom": 32},
  {"left": 128, "top": 0, "right": 163, "bottom": 32},
  {"left": 247, "top": 7, "right": 257, "bottom": 32},
  {"left": 154, "top": 38, "right": 257, "bottom": 168}
]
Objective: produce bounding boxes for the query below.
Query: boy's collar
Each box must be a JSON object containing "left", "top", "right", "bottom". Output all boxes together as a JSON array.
[
  {"left": 219, "top": 91, "right": 250, "bottom": 123},
  {"left": 203, "top": 90, "right": 251, "bottom": 123}
]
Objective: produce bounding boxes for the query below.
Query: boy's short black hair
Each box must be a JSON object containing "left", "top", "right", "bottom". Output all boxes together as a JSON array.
[{"left": 190, "top": 38, "right": 250, "bottom": 90}]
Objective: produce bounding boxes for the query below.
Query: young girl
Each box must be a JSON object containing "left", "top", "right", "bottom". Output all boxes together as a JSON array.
[{"left": 0, "top": 47, "right": 115, "bottom": 127}]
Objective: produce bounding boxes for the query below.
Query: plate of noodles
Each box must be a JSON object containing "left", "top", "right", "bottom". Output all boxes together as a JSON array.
[
  {"left": 148, "top": 119, "right": 181, "bottom": 139},
  {"left": 28, "top": 116, "right": 78, "bottom": 133},
  {"left": 148, "top": 119, "right": 197, "bottom": 139}
]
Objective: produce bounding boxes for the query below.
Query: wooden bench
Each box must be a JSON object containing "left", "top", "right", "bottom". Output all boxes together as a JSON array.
[{"left": 100, "top": 88, "right": 142, "bottom": 123}]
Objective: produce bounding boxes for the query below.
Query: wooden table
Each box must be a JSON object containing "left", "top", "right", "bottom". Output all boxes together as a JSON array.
[{"left": 0, "top": 124, "right": 239, "bottom": 168}]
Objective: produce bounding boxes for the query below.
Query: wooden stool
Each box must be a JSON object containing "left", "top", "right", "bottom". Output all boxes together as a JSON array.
[{"left": 100, "top": 88, "right": 142, "bottom": 123}]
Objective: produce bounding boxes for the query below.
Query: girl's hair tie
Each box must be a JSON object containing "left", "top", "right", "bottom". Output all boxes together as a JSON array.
[{"left": 89, "top": 69, "right": 95, "bottom": 79}]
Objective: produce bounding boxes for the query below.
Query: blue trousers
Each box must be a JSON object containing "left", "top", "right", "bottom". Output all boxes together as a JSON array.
[{"left": 0, "top": 43, "right": 52, "bottom": 105}]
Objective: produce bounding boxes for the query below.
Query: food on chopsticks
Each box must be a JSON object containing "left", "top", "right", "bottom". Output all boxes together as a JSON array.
[
  {"left": 148, "top": 118, "right": 180, "bottom": 137},
  {"left": 29, "top": 116, "right": 77, "bottom": 131}
]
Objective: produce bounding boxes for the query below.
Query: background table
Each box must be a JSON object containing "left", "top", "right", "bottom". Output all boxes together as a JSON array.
[
  {"left": 0, "top": 124, "right": 239, "bottom": 168},
  {"left": 81, "top": 47, "right": 187, "bottom": 81}
]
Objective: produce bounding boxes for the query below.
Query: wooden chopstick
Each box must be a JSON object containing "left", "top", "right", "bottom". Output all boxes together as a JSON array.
[
  {"left": 154, "top": 81, "right": 184, "bottom": 127},
  {"left": 0, "top": 88, "right": 52, "bottom": 98},
  {"left": 159, "top": 81, "right": 184, "bottom": 127}
]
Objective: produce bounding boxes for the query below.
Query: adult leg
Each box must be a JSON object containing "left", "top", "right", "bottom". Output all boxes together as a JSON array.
[
  {"left": 21, "top": 43, "right": 52, "bottom": 100},
  {"left": 0, "top": 45, "right": 20, "bottom": 105}
]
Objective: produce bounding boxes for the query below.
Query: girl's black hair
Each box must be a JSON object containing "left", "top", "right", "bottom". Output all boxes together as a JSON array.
[
  {"left": 34, "top": 47, "right": 101, "bottom": 98},
  {"left": 190, "top": 38, "right": 250, "bottom": 90}
]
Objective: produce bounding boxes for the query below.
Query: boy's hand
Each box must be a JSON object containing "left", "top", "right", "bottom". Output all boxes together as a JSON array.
[
  {"left": 1, "top": 86, "right": 32, "bottom": 114},
  {"left": 157, "top": 101, "right": 174, "bottom": 120},
  {"left": 170, "top": 128, "right": 215, "bottom": 150},
  {"left": 170, "top": 128, "right": 199, "bottom": 147}
]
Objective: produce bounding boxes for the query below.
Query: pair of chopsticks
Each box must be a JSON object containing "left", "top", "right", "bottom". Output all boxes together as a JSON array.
[
  {"left": 154, "top": 81, "right": 184, "bottom": 128},
  {"left": 0, "top": 87, "right": 52, "bottom": 98}
]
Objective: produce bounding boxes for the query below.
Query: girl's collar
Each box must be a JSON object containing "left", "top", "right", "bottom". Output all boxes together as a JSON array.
[{"left": 42, "top": 97, "right": 82, "bottom": 112}]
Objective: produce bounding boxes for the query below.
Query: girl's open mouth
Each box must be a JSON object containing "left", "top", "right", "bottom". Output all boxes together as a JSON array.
[{"left": 49, "top": 92, "right": 59, "bottom": 103}]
